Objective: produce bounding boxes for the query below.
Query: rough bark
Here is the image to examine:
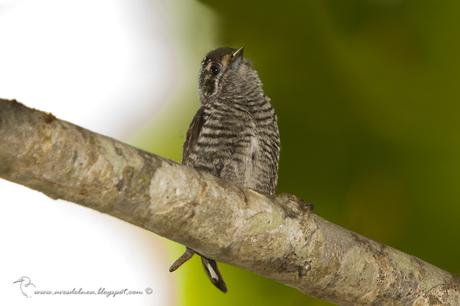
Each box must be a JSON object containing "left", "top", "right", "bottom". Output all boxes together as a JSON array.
[{"left": 0, "top": 99, "right": 459, "bottom": 305}]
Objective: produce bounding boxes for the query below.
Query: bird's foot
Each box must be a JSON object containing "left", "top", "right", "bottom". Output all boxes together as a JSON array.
[{"left": 275, "top": 193, "right": 313, "bottom": 218}]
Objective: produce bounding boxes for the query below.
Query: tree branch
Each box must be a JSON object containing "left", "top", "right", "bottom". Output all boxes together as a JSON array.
[{"left": 0, "top": 99, "right": 459, "bottom": 305}]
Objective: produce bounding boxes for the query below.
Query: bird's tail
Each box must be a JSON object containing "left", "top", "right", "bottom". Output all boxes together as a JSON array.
[{"left": 200, "top": 256, "right": 227, "bottom": 293}]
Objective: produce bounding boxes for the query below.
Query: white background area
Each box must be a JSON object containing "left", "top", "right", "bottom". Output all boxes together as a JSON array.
[{"left": 0, "top": 0, "right": 215, "bottom": 305}]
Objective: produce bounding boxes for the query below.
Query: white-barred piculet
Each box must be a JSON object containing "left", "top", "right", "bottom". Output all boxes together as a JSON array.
[{"left": 169, "top": 47, "right": 280, "bottom": 293}]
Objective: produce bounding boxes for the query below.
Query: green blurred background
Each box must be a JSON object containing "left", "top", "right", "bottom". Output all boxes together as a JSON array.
[{"left": 137, "top": 1, "right": 460, "bottom": 305}]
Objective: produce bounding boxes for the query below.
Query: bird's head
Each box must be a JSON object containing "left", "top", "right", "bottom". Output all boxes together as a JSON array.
[{"left": 199, "top": 47, "right": 258, "bottom": 103}]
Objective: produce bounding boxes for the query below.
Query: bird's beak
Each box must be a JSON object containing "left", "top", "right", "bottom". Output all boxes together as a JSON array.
[
  {"left": 231, "top": 47, "right": 244, "bottom": 60},
  {"left": 13, "top": 279, "right": 21, "bottom": 283},
  {"left": 230, "top": 47, "right": 244, "bottom": 68}
]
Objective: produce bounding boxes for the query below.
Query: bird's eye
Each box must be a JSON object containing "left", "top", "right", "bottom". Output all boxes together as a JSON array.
[{"left": 210, "top": 64, "right": 220, "bottom": 76}]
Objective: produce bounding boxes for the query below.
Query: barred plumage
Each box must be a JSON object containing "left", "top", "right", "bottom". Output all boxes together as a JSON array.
[{"left": 170, "top": 47, "right": 280, "bottom": 293}]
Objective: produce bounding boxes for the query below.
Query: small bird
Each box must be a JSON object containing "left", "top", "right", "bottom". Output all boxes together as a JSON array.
[{"left": 169, "top": 47, "right": 280, "bottom": 292}]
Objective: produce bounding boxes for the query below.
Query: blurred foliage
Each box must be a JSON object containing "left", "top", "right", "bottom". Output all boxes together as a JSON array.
[{"left": 140, "top": 1, "right": 460, "bottom": 305}]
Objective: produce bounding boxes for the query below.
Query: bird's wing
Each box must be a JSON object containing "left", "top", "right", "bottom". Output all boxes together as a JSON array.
[{"left": 182, "top": 106, "right": 205, "bottom": 165}]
